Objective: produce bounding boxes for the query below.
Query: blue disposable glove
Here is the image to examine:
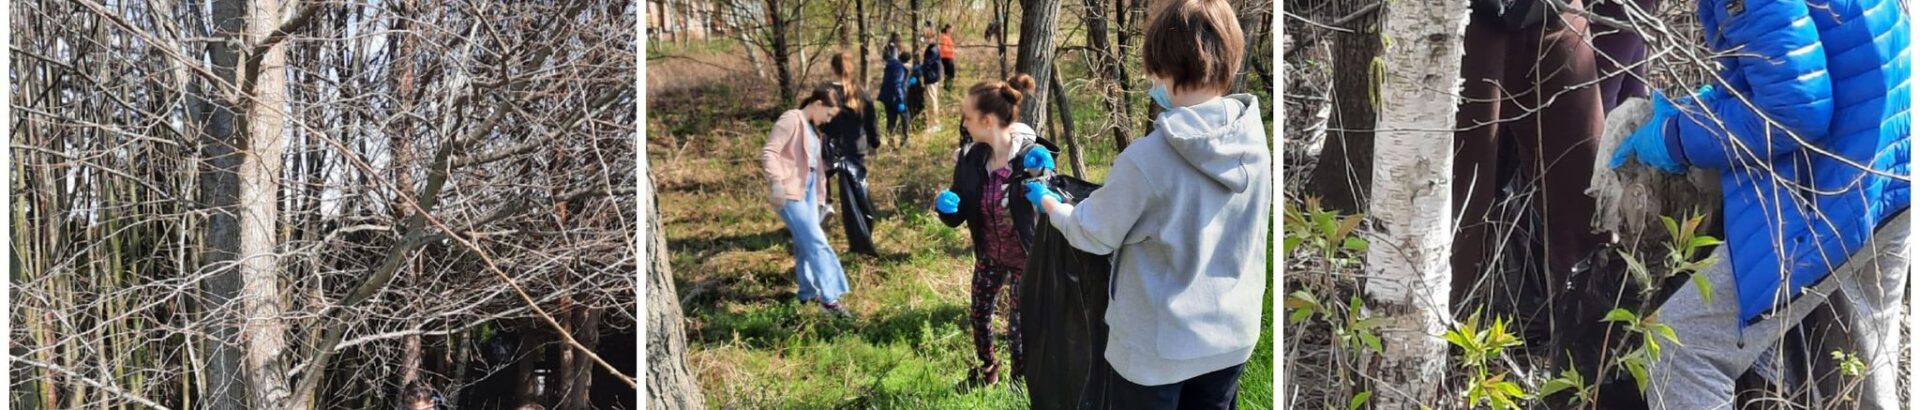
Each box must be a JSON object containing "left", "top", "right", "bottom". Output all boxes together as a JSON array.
[
  {"left": 909, "top": 76, "right": 919, "bottom": 86},
  {"left": 898, "top": 103, "right": 907, "bottom": 113},
  {"left": 1608, "top": 88, "right": 1694, "bottom": 174},
  {"left": 1024, "top": 180, "right": 1061, "bottom": 208},
  {"left": 935, "top": 190, "right": 960, "bottom": 214},
  {"left": 1022, "top": 148, "right": 1055, "bottom": 173}
]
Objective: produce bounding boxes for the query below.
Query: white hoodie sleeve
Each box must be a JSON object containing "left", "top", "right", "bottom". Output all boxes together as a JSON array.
[{"left": 1048, "top": 156, "right": 1155, "bottom": 255}]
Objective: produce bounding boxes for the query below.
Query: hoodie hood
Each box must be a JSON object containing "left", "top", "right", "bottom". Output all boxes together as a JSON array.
[{"left": 1154, "top": 94, "right": 1268, "bottom": 193}]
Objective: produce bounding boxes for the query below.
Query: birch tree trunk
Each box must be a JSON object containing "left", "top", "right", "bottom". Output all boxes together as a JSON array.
[
  {"left": 1364, "top": 0, "right": 1466, "bottom": 407},
  {"left": 236, "top": 0, "right": 295, "bottom": 407},
  {"left": 645, "top": 152, "right": 705, "bottom": 409}
]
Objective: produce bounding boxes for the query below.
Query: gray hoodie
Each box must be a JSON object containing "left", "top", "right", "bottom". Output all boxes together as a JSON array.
[{"left": 1046, "top": 94, "right": 1271, "bottom": 385}]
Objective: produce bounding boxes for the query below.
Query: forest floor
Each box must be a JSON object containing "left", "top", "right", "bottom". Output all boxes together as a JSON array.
[{"left": 647, "top": 40, "right": 1275, "bottom": 409}]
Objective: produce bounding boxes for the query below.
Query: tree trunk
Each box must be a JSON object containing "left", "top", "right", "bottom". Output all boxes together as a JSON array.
[
  {"left": 735, "top": 5, "right": 768, "bottom": 78},
  {"left": 199, "top": 0, "right": 248, "bottom": 407},
  {"left": 237, "top": 0, "right": 296, "bottom": 408},
  {"left": 1365, "top": 0, "right": 1466, "bottom": 407},
  {"left": 1081, "top": 0, "right": 1132, "bottom": 152},
  {"left": 1013, "top": 0, "right": 1061, "bottom": 134},
  {"left": 997, "top": 0, "right": 1011, "bottom": 78},
  {"left": 558, "top": 308, "right": 603, "bottom": 410},
  {"left": 1309, "top": 1, "right": 1384, "bottom": 214},
  {"left": 645, "top": 156, "right": 706, "bottom": 409},
  {"left": 910, "top": 0, "right": 921, "bottom": 50},
  {"left": 857, "top": 0, "right": 870, "bottom": 81},
  {"left": 1050, "top": 69, "right": 1086, "bottom": 177},
  {"left": 768, "top": 0, "right": 796, "bottom": 103}
]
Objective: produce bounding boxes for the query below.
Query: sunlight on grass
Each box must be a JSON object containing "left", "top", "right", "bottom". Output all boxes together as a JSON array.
[{"left": 652, "top": 39, "right": 1274, "bottom": 409}]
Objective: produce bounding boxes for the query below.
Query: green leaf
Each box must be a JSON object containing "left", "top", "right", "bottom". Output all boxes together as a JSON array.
[
  {"left": 1686, "top": 235, "right": 1723, "bottom": 250},
  {"left": 1359, "top": 330, "right": 1384, "bottom": 352},
  {"left": 1662, "top": 215, "right": 1681, "bottom": 243},
  {"left": 1342, "top": 236, "right": 1369, "bottom": 252},
  {"left": 1690, "top": 272, "right": 1714, "bottom": 304},
  {"left": 1617, "top": 250, "right": 1651, "bottom": 288},
  {"left": 1650, "top": 323, "right": 1682, "bottom": 346},
  {"left": 1289, "top": 307, "right": 1315, "bottom": 324},
  {"left": 1625, "top": 358, "right": 1651, "bottom": 392},
  {"left": 1348, "top": 391, "right": 1371, "bottom": 410},
  {"left": 1283, "top": 237, "right": 1303, "bottom": 253},
  {"left": 1601, "top": 309, "right": 1639, "bottom": 324},
  {"left": 1285, "top": 290, "right": 1321, "bottom": 310}
]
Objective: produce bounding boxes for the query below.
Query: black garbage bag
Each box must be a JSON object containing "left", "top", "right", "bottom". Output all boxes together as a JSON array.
[
  {"left": 828, "top": 143, "right": 878, "bottom": 256},
  {"left": 1018, "top": 175, "right": 1112, "bottom": 410}
]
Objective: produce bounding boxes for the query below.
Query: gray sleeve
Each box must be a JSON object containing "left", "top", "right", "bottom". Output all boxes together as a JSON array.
[{"left": 1048, "top": 157, "right": 1154, "bottom": 255}]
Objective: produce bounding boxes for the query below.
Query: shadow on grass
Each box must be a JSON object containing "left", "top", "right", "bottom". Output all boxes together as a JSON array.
[{"left": 690, "top": 300, "right": 970, "bottom": 352}]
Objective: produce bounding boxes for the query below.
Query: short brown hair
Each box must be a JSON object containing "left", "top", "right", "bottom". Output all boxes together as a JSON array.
[
  {"left": 1142, "top": 0, "right": 1243, "bottom": 93},
  {"left": 966, "top": 73, "right": 1038, "bottom": 126}
]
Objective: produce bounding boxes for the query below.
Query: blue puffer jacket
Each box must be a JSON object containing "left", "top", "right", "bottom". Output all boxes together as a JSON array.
[
  {"left": 1658, "top": 0, "right": 1909, "bottom": 323},
  {"left": 879, "top": 55, "right": 908, "bottom": 106}
]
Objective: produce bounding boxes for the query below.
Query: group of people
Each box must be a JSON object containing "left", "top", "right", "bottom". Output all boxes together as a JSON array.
[
  {"left": 1459, "top": 0, "right": 1908, "bottom": 408},
  {"left": 760, "top": 0, "right": 1271, "bottom": 407},
  {"left": 878, "top": 23, "right": 961, "bottom": 147}
]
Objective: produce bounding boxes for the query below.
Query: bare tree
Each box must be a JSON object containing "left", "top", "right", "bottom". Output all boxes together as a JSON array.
[{"left": 11, "top": 2, "right": 640, "bottom": 408}]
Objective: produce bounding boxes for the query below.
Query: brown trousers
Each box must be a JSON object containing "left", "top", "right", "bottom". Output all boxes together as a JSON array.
[{"left": 1450, "top": 1, "right": 1607, "bottom": 304}]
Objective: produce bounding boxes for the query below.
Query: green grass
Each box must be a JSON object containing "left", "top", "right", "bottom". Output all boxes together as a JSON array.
[{"left": 650, "top": 40, "right": 1273, "bottom": 409}]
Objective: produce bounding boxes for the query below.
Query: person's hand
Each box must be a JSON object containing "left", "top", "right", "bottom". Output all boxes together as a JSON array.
[
  {"left": 935, "top": 190, "right": 960, "bottom": 214},
  {"left": 1022, "top": 148, "right": 1055, "bottom": 174},
  {"left": 898, "top": 103, "right": 907, "bottom": 113},
  {"left": 909, "top": 76, "right": 919, "bottom": 86},
  {"left": 1608, "top": 89, "right": 1688, "bottom": 174},
  {"left": 769, "top": 182, "right": 788, "bottom": 209},
  {"left": 1024, "top": 180, "right": 1060, "bottom": 209}
]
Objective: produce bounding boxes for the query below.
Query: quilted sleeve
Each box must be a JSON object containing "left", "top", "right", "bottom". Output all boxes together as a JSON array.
[{"left": 1670, "top": 0, "right": 1833, "bottom": 168}]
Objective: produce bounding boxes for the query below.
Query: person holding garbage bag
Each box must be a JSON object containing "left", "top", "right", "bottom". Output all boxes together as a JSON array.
[
  {"left": 762, "top": 84, "right": 855, "bottom": 317},
  {"left": 1023, "top": 0, "right": 1270, "bottom": 406},
  {"left": 1605, "top": 0, "right": 1910, "bottom": 407},
  {"left": 933, "top": 73, "right": 1051, "bottom": 387}
]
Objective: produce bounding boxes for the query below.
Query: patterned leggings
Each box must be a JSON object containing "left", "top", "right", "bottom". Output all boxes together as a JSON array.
[{"left": 970, "top": 263, "right": 1024, "bottom": 374}]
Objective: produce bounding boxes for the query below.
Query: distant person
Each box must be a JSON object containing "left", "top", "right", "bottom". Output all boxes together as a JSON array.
[
  {"left": 920, "top": 24, "right": 944, "bottom": 129},
  {"left": 823, "top": 52, "right": 880, "bottom": 160},
  {"left": 396, "top": 381, "right": 445, "bottom": 410},
  {"left": 1022, "top": 0, "right": 1268, "bottom": 407},
  {"left": 934, "top": 73, "right": 1047, "bottom": 386},
  {"left": 882, "top": 32, "right": 902, "bottom": 64},
  {"left": 878, "top": 50, "right": 912, "bottom": 148},
  {"left": 939, "top": 24, "right": 958, "bottom": 92},
  {"left": 761, "top": 84, "right": 853, "bottom": 317}
]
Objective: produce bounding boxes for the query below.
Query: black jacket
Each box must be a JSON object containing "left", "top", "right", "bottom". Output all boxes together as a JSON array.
[
  {"left": 939, "top": 134, "right": 1058, "bottom": 257},
  {"left": 821, "top": 83, "right": 881, "bottom": 156}
]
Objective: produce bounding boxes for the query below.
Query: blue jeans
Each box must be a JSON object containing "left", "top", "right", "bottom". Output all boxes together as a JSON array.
[{"left": 776, "top": 173, "right": 849, "bottom": 304}]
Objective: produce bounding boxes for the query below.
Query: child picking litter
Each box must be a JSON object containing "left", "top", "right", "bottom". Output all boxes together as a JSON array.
[{"left": 934, "top": 73, "right": 1048, "bottom": 387}]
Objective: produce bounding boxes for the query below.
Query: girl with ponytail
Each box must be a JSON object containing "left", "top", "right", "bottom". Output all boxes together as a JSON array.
[{"left": 931, "top": 73, "right": 1053, "bottom": 386}]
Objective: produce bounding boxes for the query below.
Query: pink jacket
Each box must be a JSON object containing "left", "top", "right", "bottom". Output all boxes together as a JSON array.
[{"left": 761, "top": 110, "right": 828, "bottom": 204}]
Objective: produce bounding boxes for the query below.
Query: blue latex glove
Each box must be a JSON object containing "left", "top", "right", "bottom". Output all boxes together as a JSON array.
[
  {"left": 1022, "top": 148, "right": 1055, "bottom": 173},
  {"left": 909, "top": 76, "right": 919, "bottom": 86},
  {"left": 1608, "top": 89, "right": 1691, "bottom": 174},
  {"left": 1024, "top": 180, "right": 1061, "bottom": 208},
  {"left": 898, "top": 103, "right": 907, "bottom": 113},
  {"left": 935, "top": 190, "right": 960, "bottom": 214}
]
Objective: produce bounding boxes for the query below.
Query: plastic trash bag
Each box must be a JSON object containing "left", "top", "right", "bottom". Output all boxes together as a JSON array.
[
  {"left": 1018, "top": 174, "right": 1112, "bottom": 410},
  {"left": 828, "top": 143, "right": 878, "bottom": 256}
]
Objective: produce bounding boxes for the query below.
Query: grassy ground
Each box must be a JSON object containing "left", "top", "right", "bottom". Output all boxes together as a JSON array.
[{"left": 649, "top": 40, "right": 1273, "bottom": 409}]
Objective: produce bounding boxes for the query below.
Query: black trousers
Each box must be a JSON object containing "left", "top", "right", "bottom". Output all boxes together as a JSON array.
[{"left": 1102, "top": 363, "right": 1243, "bottom": 410}]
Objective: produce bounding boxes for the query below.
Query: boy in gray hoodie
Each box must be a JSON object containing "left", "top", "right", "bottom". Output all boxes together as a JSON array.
[{"left": 1023, "top": 0, "right": 1269, "bottom": 406}]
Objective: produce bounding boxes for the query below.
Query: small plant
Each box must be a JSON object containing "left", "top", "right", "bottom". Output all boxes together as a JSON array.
[
  {"left": 1286, "top": 290, "right": 1385, "bottom": 354},
  {"left": 1538, "top": 366, "right": 1594, "bottom": 406},
  {"left": 1283, "top": 197, "right": 1368, "bottom": 275},
  {"left": 1444, "top": 309, "right": 1527, "bottom": 410},
  {"left": 1601, "top": 308, "right": 1683, "bottom": 392},
  {"left": 1831, "top": 349, "right": 1866, "bottom": 377}
]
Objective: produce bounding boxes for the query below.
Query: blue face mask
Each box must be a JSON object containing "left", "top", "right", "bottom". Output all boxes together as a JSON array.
[{"left": 1149, "top": 84, "right": 1173, "bottom": 110}]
